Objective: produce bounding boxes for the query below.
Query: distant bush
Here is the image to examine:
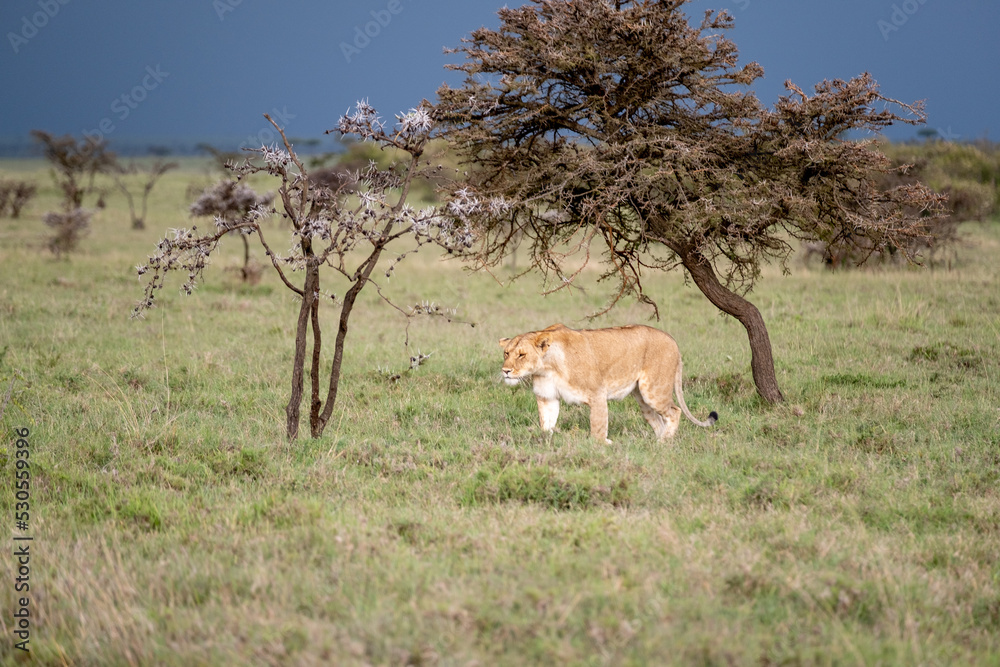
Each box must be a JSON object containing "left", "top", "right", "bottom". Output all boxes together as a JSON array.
[
  {"left": 880, "top": 140, "right": 1000, "bottom": 222},
  {"left": 43, "top": 208, "right": 92, "bottom": 258},
  {"left": 804, "top": 140, "right": 999, "bottom": 269},
  {"left": 189, "top": 179, "right": 274, "bottom": 221},
  {"left": 0, "top": 180, "right": 37, "bottom": 218}
]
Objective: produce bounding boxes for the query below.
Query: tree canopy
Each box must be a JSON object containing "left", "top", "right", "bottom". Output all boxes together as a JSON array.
[{"left": 436, "top": 0, "right": 946, "bottom": 402}]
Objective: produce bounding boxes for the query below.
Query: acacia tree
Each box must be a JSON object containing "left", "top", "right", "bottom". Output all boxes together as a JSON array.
[
  {"left": 32, "top": 130, "right": 117, "bottom": 257},
  {"left": 112, "top": 159, "right": 178, "bottom": 229},
  {"left": 133, "top": 104, "right": 487, "bottom": 440},
  {"left": 31, "top": 130, "right": 116, "bottom": 208},
  {"left": 435, "top": 0, "right": 946, "bottom": 403}
]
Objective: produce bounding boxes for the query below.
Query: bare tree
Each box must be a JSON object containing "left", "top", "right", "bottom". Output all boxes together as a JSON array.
[
  {"left": 30, "top": 130, "right": 116, "bottom": 209},
  {"left": 112, "top": 160, "right": 178, "bottom": 229},
  {"left": 435, "top": 0, "right": 946, "bottom": 403},
  {"left": 134, "top": 104, "right": 489, "bottom": 440}
]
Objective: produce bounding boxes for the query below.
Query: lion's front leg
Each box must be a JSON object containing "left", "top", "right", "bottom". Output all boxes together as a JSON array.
[
  {"left": 588, "top": 396, "right": 611, "bottom": 444},
  {"left": 536, "top": 396, "right": 560, "bottom": 432}
]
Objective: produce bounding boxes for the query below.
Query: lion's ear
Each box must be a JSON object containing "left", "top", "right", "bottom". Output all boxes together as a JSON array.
[
  {"left": 535, "top": 335, "right": 550, "bottom": 352},
  {"left": 498, "top": 338, "right": 510, "bottom": 348}
]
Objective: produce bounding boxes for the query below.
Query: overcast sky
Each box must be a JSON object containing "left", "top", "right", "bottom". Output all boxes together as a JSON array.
[{"left": 1, "top": 0, "right": 994, "bottom": 152}]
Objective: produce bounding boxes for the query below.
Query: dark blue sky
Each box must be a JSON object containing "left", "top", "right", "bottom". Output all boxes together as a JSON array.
[{"left": 1, "top": 0, "right": 995, "bottom": 151}]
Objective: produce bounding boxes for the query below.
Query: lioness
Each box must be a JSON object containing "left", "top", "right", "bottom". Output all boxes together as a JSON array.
[{"left": 499, "top": 324, "right": 717, "bottom": 443}]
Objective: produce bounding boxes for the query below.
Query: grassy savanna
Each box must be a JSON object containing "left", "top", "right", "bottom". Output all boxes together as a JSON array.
[{"left": 0, "top": 160, "right": 998, "bottom": 665}]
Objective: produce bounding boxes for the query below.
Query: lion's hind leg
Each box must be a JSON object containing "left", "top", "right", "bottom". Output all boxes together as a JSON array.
[{"left": 632, "top": 385, "right": 681, "bottom": 440}]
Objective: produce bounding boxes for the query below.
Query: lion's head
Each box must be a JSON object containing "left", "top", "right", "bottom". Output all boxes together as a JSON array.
[{"left": 498, "top": 332, "right": 550, "bottom": 386}]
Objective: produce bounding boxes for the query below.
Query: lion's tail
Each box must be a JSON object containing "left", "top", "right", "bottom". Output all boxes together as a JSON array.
[{"left": 674, "top": 359, "right": 718, "bottom": 428}]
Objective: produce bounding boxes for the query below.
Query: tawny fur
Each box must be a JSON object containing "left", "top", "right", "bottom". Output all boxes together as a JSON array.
[{"left": 499, "top": 324, "right": 718, "bottom": 443}]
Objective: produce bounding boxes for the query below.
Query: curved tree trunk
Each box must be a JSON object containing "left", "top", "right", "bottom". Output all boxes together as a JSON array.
[
  {"left": 313, "top": 241, "right": 389, "bottom": 438},
  {"left": 675, "top": 244, "right": 785, "bottom": 404},
  {"left": 312, "top": 280, "right": 359, "bottom": 438}
]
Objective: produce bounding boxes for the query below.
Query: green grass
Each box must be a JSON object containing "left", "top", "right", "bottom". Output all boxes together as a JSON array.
[{"left": 1, "top": 162, "right": 999, "bottom": 665}]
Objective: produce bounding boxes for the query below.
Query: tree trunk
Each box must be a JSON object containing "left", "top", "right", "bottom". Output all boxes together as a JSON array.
[
  {"left": 307, "top": 288, "right": 323, "bottom": 438},
  {"left": 312, "top": 284, "right": 358, "bottom": 438},
  {"left": 240, "top": 235, "right": 251, "bottom": 281},
  {"left": 285, "top": 257, "right": 319, "bottom": 440},
  {"left": 312, "top": 242, "right": 390, "bottom": 438},
  {"left": 285, "top": 235, "right": 393, "bottom": 440},
  {"left": 676, "top": 244, "right": 785, "bottom": 404}
]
